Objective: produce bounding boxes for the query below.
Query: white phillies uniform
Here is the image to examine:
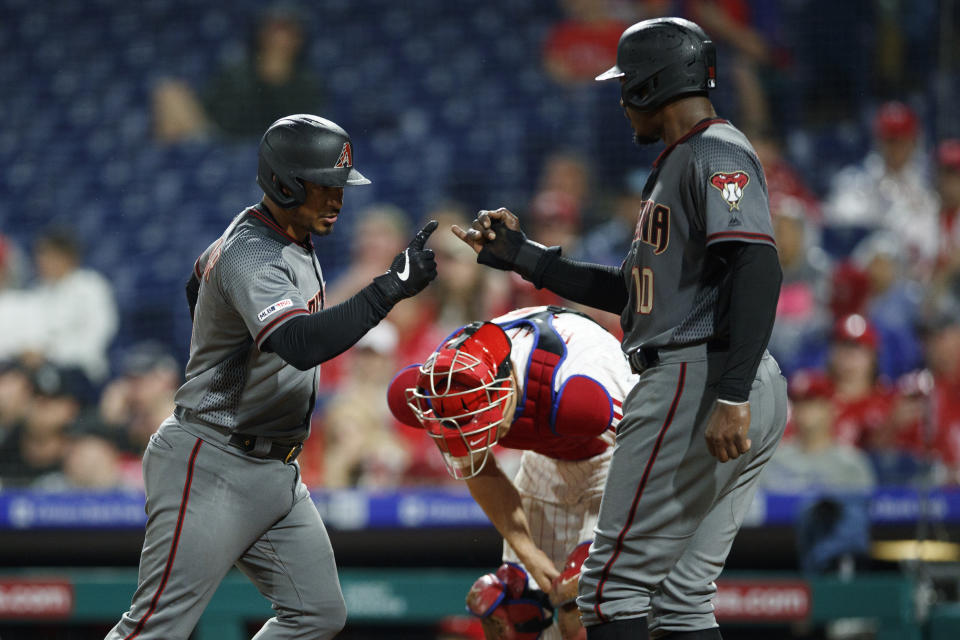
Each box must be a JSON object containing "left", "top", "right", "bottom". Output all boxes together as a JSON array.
[{"left": 489, "top": 308, "right": 638, "bottom": 607}]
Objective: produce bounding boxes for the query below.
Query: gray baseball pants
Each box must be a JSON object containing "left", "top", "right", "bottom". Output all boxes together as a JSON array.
[
  {"left": 578, "top": 345, "right": 787, "bottom": 635},
  {"left": 105, "top": 417, "right": 346, "bottom": 640}
]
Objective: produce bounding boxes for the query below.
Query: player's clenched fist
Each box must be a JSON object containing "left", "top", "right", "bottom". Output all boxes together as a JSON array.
[
  {"left": 704, "top": 401, "right": 752, "bottom": 462},
  {"left": 372, "top": 220, "right": 438, "bottom": 304}
]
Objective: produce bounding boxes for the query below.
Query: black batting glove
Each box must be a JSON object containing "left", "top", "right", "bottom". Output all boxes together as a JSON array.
[
  {"left": 478, "top": 220, "right": 557, "bottom": 286},
  {"left": 477, "top": 221, "right": 527, "bottom": 271},
  {"left": 372, "top": 220, "right": 439, "bottom": 306}
]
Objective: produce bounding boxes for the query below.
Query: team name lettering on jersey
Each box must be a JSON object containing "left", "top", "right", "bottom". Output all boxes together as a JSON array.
[
  {"left": 202, "top": 239, "right": 224, "bottom": 282},
  {"left": 257, "top": 299, "right": 294, "bottom": 322},
  {"left": 306, "top": 290, "right": 323, "bottom": 314},
  {"left": 633, "top": 200, "right": 670, "bottom": 255}
]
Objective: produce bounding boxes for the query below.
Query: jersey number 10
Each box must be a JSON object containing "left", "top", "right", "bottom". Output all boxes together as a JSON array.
[{"left": 631, "top": 266, "right": 653, "bottom": 314}]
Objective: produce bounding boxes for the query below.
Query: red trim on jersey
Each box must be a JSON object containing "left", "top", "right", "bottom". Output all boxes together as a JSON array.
[
  {"left": 653, "top": 118, "right": 728, "bottom": 168},
  {"left": 255, "top": 308, "right": 309, "bottom": 346},
  {"left": 706, "top": 230, "right": 776, "bottom": 245},
  {"left": 248, "top": 206, "right": 311, "bottom": 249},
  {"left": 124, "top": 438, "right": 203, "bottom": 640},
  {"left": 193, "top": 258, "right": 202, "bottom": 280},
  {"left": 593, "top": 363, "right": 686, "bottom": 623}
]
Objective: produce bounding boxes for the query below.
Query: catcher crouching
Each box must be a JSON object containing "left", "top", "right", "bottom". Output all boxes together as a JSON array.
[{"left": 387, "top": 306, "right": 638, "bottom": 639}]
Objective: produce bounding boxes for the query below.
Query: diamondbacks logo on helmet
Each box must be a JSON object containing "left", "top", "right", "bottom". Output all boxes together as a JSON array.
[
  {"left": 710, "top": 171, "right": 750, "bottom": 211},
  {"left": 334, "top": 142, "right": 353, "bottom": 168}
]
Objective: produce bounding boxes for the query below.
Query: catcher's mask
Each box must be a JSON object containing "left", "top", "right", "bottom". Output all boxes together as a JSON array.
[{"left": 387, "top": 322, "right": 515, "bottom": 479}]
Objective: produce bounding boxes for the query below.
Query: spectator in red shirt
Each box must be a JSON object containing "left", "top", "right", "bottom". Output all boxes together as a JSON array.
[
  {"left": 934, "top": 140, "right": 960, "bottom": 298},
  {"left": 920, "top": 306, "right": 960, "bottom": 483},
  {"left": 542, "top": 0, "right": 628, "bottom": 86},
  {"left": 828, "top": 314, "right": 895, "bottom": 448}
]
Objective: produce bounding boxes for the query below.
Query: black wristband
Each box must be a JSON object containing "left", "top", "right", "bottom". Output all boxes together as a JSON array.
[
  {"left": 517, "top": 244, "right": 561, "bottom": 289},
  {"left": 362, "top": 282, "right": 395, "bottom": 315},
  {"left": 370, "top": 273, "right": 405, "bottom": 307},
  {"left": 513, "top": 240, "right": 549, "bottom": 283}
]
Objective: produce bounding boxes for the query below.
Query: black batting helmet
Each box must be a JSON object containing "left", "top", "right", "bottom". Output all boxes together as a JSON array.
[
  {"left": 257, "top": 114, "right": 370, "bottom": 208},
  {"left": 596, "top": 18, "right": 716, "bottom": 112}
]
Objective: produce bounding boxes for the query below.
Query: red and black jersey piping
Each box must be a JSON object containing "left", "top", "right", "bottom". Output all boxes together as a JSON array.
[
  {"left": 123, "top": 438, "right": 203, "bottom": 639},
  {"left": 256, "top": 308, "right": 310, "bottom": 346},
  {"left": 653, "top": 118, "right": 728, "bottom": 168},
  {"left": 706, "top": 230, "right": 776, "bottom": 245},
  {"left": 248, "top": 205, "right": 314, "bottom": 251},
  {"left": 593, "top": 363, "right": 687, "bottom": 622}
]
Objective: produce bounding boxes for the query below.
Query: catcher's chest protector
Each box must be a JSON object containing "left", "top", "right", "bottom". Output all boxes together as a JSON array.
[{"left": 497, "top": 310, "right": 612, "bottom": 460}]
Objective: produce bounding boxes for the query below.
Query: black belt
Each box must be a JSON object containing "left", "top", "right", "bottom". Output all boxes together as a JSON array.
[
  {"left": 627, "top": 340, "right": 729, "bottom": 375},
  {"left": 229, "top": 434, "right": 303, "bottom": 463},
  {"left": 627, "top": 346, "right": 660, "bottom": 375}
]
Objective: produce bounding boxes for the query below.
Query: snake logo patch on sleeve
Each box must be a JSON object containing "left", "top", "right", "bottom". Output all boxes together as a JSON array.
[{"left": 709, "top": 171, "right": 750, "bottom": 211}]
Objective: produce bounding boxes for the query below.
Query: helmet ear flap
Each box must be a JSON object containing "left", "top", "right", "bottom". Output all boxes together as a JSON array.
[
  {"left": 273, "top": 172, "right": 307, "bottom": 207},
  {"left": 256, "top": 153, "right": 303, "bottom": 208}
]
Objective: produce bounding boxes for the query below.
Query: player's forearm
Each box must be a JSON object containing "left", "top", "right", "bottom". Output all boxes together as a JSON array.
[
  {"left": 530, "top": 251, "right": 628, "bottom": 315},
  {"left": 465, "top": 459, "right": 541, "bottom": 560},
  {"left": 262, "top": 284, "right": 391, "bottom": 370},
  {"left": 716, "top": 243, "right": 782, "bottom": 402}
]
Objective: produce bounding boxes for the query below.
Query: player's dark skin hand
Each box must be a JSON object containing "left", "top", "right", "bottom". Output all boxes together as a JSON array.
[
  {"left": 451, "top": 207, "right": 523, "bottom": 253},
  {"left": 704, "top": 402, "right": 752, "bottom": 462}
]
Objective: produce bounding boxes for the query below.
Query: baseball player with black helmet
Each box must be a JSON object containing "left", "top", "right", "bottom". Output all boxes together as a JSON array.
[
  {"left": 106, "top": 115, "right": 438, "bottom": 639},
  {"left": 453, "top": 18, "right": 788, "bottom": 640},
  {"left": 387, "top": 306, "right": 638, "bottom": 640}
]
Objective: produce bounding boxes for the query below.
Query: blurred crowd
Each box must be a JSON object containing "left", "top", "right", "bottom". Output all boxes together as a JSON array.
[
  {"left": 3, "top": 98, "right": 960, "bottom": 496},
  {"left": 2, "top": 0, "right": 960, "bottom": 500}
]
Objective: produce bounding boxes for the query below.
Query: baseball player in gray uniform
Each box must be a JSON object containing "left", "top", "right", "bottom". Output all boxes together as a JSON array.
[
  {"left": 452, "top": 18, "right": 788, "bottom": 640},
  {"left": 106, "top": 115, "right": 438, "bottom": 640}
]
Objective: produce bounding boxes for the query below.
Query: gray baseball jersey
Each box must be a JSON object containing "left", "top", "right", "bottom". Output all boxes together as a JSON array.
[
  {"left": 175, "top": 204, "right": 325, "bottom": 440},
  {"left": 107, "top": 204, "right": 346, "bottom": 640},
  {"left": 577, "top": 119, "right": 788, "bottom": 633},
  {"left": 619, "top": 118, "right": 776, "bottom": 354}
]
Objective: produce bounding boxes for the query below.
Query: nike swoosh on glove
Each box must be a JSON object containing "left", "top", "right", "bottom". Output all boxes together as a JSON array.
[{"left": 371, "top": 220, "right": 439, "bottom": 306}]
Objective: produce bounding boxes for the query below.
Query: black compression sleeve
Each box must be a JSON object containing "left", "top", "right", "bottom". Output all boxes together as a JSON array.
[
  {"left": 534, "top": 252, "right": 628, "bottom": 315},
  {"left": 262, "top": 284, "right": 394, "bottom": 370},
  {"left": 714, "top": 243, "right": 782, "bottom": 402},
  {"left": 186, "top": 272, "right": 200, "bottom": 320}
]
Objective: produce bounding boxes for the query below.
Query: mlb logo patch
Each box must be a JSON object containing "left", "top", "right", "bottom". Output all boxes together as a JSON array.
[
  {"left": 258, "top": 299, "right": 293, "bottom": 322},
  {"left": 710, "top": 171, "right": 750, "bottom": 211}
]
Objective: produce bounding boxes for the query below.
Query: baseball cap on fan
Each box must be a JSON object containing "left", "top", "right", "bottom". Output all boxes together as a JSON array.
[
  {"left": 385, "top": 322, "right": 515, "bottom": 479},
  {"left": 788, "top": 369, "right": 834, "bottom": 402},
  {"left": 937, "top": 139, "right": 960, "bottom": 171},
  {"left": 832, "top": 313, "right": 878, "bottom": 350},
  {"left": 873, "top": 101, "right": 918, "bottom": 140}
]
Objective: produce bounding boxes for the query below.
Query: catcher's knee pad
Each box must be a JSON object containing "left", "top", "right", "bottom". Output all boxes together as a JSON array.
[{"left": 466, "top": 563, "right": 553, "bottom": 640}]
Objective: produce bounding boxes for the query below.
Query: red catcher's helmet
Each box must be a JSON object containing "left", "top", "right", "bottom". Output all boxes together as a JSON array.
[{"left": 393, "top": 322, "right": 515, "bottom": 479}]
